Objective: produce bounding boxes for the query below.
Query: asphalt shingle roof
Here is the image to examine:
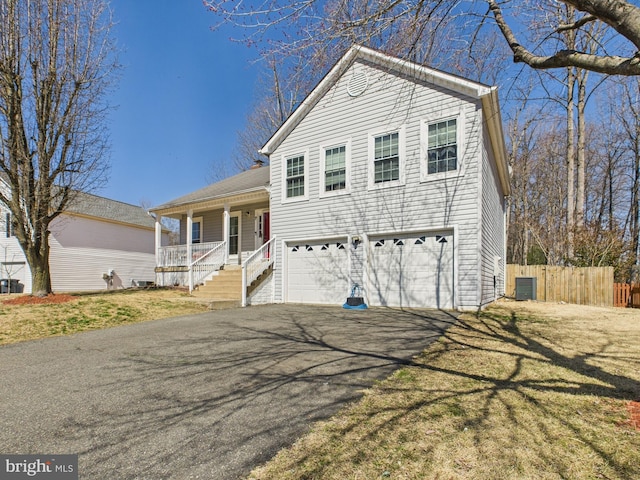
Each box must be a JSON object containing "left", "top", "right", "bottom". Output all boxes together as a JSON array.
[
  {"left": 151, "top": 166, "right": 270, "bottom": 212},
  {"left": 0, "top": 173, "right": 156, "bottom": 229},
  {"left": 66, "top": 191, "right": 157, "bottom": 229}
]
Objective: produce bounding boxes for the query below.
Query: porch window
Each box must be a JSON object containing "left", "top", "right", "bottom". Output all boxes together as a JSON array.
[
  {"left": 286, "top": 154, "right": 306, "bottom": 199},
  {"left": 374, "top": 132, "right": 399, "bottom": 183},
  {"left": 427, "top": 119, "right": 457, "bottom": 174},
  {"left": 324, "top": 145, "right": 346, "bottom": 192},
  {"left": 191, "top": 217, "right": 203, "bottom": 244}
]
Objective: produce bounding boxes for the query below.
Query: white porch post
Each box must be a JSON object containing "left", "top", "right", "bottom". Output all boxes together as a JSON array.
[
  {"left": 154, "top": 214, "right": 162, "bottom": 287},
  {"left": 154, "top": 215, "right": 162, "bottom": 266},
  {"left": 187, "top": 210, "right": 193, "bottom": 292},
  {"left": 223, "top": 203, "right": 230, "bottom": 264}
]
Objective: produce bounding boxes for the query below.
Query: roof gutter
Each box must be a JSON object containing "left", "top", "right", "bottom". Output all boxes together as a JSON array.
[{"left": 481, "top": 87, "right": 511, "bottom": 197}]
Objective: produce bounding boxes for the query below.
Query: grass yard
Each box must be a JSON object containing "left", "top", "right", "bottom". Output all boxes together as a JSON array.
[
  {"left": 249, "top": 301, "right": 640, "bottom": 480},
  {"left": 0, "top": 289, "right": 210, "bottom": 345}
]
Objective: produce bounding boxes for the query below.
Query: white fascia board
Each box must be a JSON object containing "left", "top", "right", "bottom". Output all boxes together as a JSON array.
[{"left": 481, "top": 87, "right": 511, "bottom": 197}]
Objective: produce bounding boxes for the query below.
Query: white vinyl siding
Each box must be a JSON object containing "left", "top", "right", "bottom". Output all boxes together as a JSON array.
[
  {"left": 480, "top": 124, "right": 507, "bottom": 306},
  {"left": 269, "top": 59, "right": 486, "bottom": 308}
]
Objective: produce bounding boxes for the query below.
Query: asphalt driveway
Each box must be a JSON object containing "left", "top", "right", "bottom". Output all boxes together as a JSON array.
[{"left": 0, "top": 304, "right": 455, "bottom": 479}]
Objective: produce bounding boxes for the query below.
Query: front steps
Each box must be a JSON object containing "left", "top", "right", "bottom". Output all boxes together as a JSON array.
[{"left": 192, "top": 265, "right": 242, "bottom": 301}]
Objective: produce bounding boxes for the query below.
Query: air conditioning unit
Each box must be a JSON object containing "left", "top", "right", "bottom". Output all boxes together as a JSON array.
[{"left": 515, "top": 277, "right": 537, "bottom": 301}]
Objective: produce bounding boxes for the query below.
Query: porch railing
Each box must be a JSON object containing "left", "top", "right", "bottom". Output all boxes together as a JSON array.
[
  {"left": 190, "top": 241, "right": 227, "bottom": 291},
  {"left": 241, "top": 237, "right": 275, "bottom": 307},
  {"left": 157, "top": 241, "right": 223, "bottom": 268}
]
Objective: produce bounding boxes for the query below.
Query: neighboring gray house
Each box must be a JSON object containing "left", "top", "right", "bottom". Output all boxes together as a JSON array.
[
  {"left": 0, "top": 177, "right": 166, "bottom": 293},
  {"left": 151, "top": 45, "right": 510, "bottom": 310}
]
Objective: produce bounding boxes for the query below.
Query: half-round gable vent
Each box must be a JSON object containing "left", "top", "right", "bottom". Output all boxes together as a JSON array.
[{"left": 347, "top": 71, "right": 369, "bottom": 97}]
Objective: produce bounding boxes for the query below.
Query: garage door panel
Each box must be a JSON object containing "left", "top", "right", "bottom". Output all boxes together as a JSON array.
[
  {"left": 368, "top": 232, "right": 453, "bottom": 309},
  {"left": 286, "top": 240, "right": 349, "bottom": 304}
]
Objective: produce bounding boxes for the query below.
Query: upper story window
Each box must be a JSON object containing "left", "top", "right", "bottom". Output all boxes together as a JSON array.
[
  {"left": 286, "top": 154, "right": 305, "bottom": 198},
  {"left": 282, "top": 151, "right": 309, "bottom": 202},
  {"left": 325, "top": 145, "right": 346, "bottom": 191},
  {"left": 421, "top": 111, "right": 465, "bottom": 182},
  {"left": 368, "top": 127, "right": 405, "bottom": 190},
  {"left": 374, "top": 132, "right": 399, "bottom": 183},
  {"left": 427, "top": 119, "right": 457, "bottom": 174}
]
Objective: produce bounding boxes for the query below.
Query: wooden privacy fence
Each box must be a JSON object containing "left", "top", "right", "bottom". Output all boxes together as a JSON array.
[
  {"left": 506, "top": 265, "right": 614, "bottom": 307},
  {"left": 614, "top": 283, "right": 640, "bottom": 308}
]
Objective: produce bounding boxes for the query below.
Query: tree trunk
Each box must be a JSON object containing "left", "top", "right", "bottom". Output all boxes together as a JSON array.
[
  {"left": 576, "top": 67, "right": 588, "bottom": 229},
  {"left": 23, "top": 236, "right": 52, "bottom": 297},
  {"left": 566, "top": 66, "right": 576, "bottom": 260}
]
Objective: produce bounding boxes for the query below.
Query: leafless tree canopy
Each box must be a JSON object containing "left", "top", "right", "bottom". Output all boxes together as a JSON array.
[{"left": 0, "top": 0, "right": 118, "bottom": 295}]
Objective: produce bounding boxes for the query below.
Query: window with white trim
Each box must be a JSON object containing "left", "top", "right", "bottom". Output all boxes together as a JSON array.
[
  {"left": 325, "top": 145, "right": 346, "bottom": 191},
  {"left": 286, "top": 154, "right": 306, "bottom": 199},
  {"left": 191, "top": 216, "right": 203, "bottom": 244},
  {"left": 374, "top": 132, "right": 400, "bottom": 183},
  {"left": 427, "top": 119, "right": 457, "bottom": 174}
]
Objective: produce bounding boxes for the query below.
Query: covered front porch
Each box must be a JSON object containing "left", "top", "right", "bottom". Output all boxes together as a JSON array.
[{"left": 149, "top": 166, "right": 273, "bottom": 305}]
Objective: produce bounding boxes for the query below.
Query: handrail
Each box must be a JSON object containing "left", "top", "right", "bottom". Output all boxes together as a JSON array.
[
  {"left": 189, "top": 241, "right": 227, "bottom": 292},
  {"left": 241, "top": 237, "right": 275, "bottom": 307},
  {"left": 157, "top": 241, "right": 222, "bottom": 268}
]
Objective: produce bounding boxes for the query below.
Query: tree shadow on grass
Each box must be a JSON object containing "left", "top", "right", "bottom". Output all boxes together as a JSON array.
[{"left": 273, "top": 307, "right": 640, "bottom": 479}]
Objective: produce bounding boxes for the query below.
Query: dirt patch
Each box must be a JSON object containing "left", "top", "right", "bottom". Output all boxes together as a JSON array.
[
  {"left": 2, "top": 294, "right": 77, "bottom": 306},
  {"left": 626, "top": 401, "right": 640, "bottom": 431}
]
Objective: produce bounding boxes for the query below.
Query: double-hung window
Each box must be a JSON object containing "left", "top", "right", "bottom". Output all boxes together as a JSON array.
[
  {"left": 191, "top": 217, "right": 203, "bottom": 244},
  {"left": 427, "top": 119, "right": 457, "bottom": 174},
  {"left": 324, "top": 145, "right": 346, "bottom": 192},
  {"left": 284, "top": 153, "right": 307, "bottom": 201},
  {"left": 374, "top": 132, "right": 400, "bottom": 183}
]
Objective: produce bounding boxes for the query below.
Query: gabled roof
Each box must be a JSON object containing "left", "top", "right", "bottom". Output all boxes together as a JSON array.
[
  {"left": 65, "top": 191, "right": 158, "bottom": 229},
  {"left": 260, "top": 44, "right": 510, "bottom": 196},
  {"left": 150, "top": 166, "right": 270, "bottom": 214},
  {"left": 0, "top": 173, "right": 157, "bottom": 229}
]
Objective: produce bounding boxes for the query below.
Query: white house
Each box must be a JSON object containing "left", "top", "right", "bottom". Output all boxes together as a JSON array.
[
  {"left": 151, "top": 45, "right": 510, "bottom": 310},
  {"left": 0, "top": 177, "right": 167, "bottom": 294}
]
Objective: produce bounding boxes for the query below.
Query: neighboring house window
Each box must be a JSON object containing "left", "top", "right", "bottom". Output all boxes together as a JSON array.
[
  {"left": 284, "top": 152, "right": 308, "bottom": 201},
  {"left": 374, "top": 132, "right": 399, "bottom": 183},
  {"left": 427, "top": 119, "right": 457, "bottom": 174},
  {"left": 5, "top": 213, "right": 13, "bottom": 238},
  {"left": 191, "top": 217, "right": 203, "bottom": 244}
]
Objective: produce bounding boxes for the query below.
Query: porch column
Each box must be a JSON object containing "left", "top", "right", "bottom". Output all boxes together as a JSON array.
[
  {"left": 154, "top": 214, "right": 162, "bottom": 266},
  {"left": 223, "top": 203, "right": 230, "bottom": 264},
  {"left": 187, "top": 209, "right": 193, "bottom": 292}
]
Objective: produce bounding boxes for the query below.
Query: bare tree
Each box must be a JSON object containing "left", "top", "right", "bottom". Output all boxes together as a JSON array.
[
  {"left": 487, "top": 0, "right": 640, "bottom": 75},
  {"left": 0, "top": 0, "right": 118, "bottom": 296},
  {"left": 207, "top": 0, "right": 640, "bottom": 76}
]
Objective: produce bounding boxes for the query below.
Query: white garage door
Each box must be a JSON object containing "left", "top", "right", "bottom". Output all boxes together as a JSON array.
[
  {"left": 286, "top": 239, "right": 349, "bottom": 304},
  {"left": 367, "top": 231, "right": 454, "bottom": 309}
]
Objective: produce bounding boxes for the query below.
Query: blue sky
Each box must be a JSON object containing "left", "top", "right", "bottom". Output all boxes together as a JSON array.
[{"left": 107, "top": 1, "right": 261, "bottom": 207}]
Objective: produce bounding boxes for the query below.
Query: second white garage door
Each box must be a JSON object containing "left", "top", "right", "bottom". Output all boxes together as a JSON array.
[
  {"left": 367, "top": 231, "right": 454, "bottom": 309},
  {"left": 286, "top": 239, "right": 350, "bottom": 304}
]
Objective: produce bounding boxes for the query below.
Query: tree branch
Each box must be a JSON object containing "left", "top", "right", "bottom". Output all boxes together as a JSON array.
[{"left": 487, "top": 0, "right": 640, "bottom": 75}]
